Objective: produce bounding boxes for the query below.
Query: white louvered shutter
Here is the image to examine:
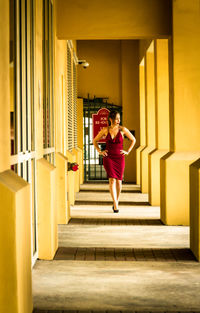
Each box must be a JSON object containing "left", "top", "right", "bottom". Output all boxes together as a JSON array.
[
  {"left": 67, "top": 44, "right": 73, "bottom": 151},
  {"left": 73, "top": 61, "right": 77, "bottom": 149}
]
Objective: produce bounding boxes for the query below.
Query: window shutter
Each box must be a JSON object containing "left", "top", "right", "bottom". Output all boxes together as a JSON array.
[
  {"left": 67, "top": 44, "right": 73, "bottom": 151},
  {"left": 73, "top": 61, "right": 77, "bottom": 149}
]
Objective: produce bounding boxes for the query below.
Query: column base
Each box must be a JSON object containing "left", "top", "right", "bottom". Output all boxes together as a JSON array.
[
  {"left": 160, "top": 151, "right": 200, "bottom": 225},
  {"left": 149, "top": 149, "right": 170, "bottom": 205}
]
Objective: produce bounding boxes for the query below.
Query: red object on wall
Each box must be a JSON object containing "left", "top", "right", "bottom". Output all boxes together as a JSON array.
[
  {"left": 68, "top": 162, "right": 79, "bottom": 171},
  {"left": 92, "top": 108, "right": 110, "bottom": 143},
  {"left": 71, "top": 163, "right": 79, "bottom": 171}
]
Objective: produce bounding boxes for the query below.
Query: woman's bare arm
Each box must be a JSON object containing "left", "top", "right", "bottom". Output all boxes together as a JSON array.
[
  {"left": 120, "top": 126, "right": 136, "bottom": 155},
  {"left": 93, "top": 128, "right": 108, "bottom": 156}
]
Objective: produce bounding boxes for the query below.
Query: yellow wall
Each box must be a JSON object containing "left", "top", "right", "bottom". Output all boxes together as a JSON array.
[
  {"left": 77, "top": 40, "right": 122, "bottom": 106},
  {"left": 0, "top": 0, "right": 10, "bottom": 172},
  {"left": 0, "top": 170, "right": 32, "bottom": 313},
  {"left": 121, "top": 40, "right": 140, "bottom": 182},
  {"left": 173, "top": 0, "right": 200, "bottom": 152},
  {"left": 56, "top": 0, "right": 172, "bottom": 39}
]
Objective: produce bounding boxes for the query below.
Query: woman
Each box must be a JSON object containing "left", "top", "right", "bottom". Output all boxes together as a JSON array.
[{"left": 93, "top": 110, "right": 136, "bottom": 213}]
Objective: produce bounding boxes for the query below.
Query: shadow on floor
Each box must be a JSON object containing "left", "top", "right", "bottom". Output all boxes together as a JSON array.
[
  {"left": 68, "top": 218, "right": 162, "bottom": 226},
  {"left": 54, "top": 247, "right": 196, "bottom": 262}
]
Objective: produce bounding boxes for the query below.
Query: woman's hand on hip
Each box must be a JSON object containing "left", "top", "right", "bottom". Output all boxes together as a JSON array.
[
  {"left": 99, "top": 150, "right": 108, "bottom": 157},
  {"left": 120, "top": 150, "right": 129, "bottom": 155}
]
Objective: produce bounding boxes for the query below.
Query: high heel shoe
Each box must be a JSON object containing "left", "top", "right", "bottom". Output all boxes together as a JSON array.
[{"left": 112, "top": 205, "right": 119, "bottom": 213}]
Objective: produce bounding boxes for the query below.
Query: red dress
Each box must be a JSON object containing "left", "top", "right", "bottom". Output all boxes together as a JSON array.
[{"left": 103, "top": 128, "right": 125, "bottom": 180}]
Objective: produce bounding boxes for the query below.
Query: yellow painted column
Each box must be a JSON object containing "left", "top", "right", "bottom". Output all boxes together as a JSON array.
[
  {"left": 77, "top": 98, "right": 84, "bottom": 184},
  {"left": 190, "top": 159, "right": 200, "bottom": 261},
  {"left": 148, "top": 39, "right": 170, "bottom": 205},
  {"left": 136, "top": 58, "right": 146, "bottom": 185},
  {"left": 0, "top": 0, "right": 10, "bottom": 172},
  {"left": 160, "top": 0, "right": 200, "bottom": 225},
  {"left": 140, "top": 41, "right": 156, "bottom": 193},
  {"left": 77, "top": 98, "right": 83, "bottom": 150},
  {"left": 77, "top": 147, "right": 84, "bottom": 185},
  {"left": 66, "top": 150, "right": 76, "bottom": 210},
  {"left": 121, "top": 40, "right": 140, "bottom": 183},
  {"left": 72, "top": 148, "right": 80, "bottom": 192},
  {"left": 37, "top": 158, "right": 58, "bottom": 260},
  {"left": 0, "top": 170, "right": 32, "bottom": 313},
  {"left": 55, "top": 153, "right": 70, "bottom": 224}
]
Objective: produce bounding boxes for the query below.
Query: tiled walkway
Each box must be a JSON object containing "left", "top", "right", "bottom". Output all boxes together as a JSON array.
[{"left": 32, "top": 184, "right": 200, "bottom": 312}]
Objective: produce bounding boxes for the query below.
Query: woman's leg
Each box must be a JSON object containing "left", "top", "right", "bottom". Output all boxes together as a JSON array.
[
  {"left": 109, "top": 178, "right": 118, "bottom": 210},
  {"left": 116, "top": 179, "right": 122, "bottom": 202}
]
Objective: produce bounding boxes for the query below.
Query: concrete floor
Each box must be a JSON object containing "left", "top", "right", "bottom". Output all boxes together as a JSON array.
[{"left": 32, "top": 184, "right": 200, "bottom": 312}]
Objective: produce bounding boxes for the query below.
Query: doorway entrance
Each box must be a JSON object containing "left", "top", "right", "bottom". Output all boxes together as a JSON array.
[{"left": 83, "top": 96, "right": 122, "bottom": 182}]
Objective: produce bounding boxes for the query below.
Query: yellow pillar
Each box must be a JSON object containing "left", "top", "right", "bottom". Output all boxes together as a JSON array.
[
  {"left": 77, "top": 98, "right": 84, "bottom": 184},
  {"left": 0, "top": 170, "right": 32, "bottom": 313},
  {"left": 77, "top": 98, "right": 83, "bottom": 150},
  {"left": 55, "top": 153, "right": 70, "bottom": 224},
  {"left": 140, "top": 41, "right": 156, "bottom": 193},
  {"left": 160, "top": 0, "right": 200, "bottom": 225},
  {"left": 148, "top": 39, "right": 170, "bottom": 205},
  {"left": 37, "top": 158, "right": 58, "bottom": 260},
  {"left": 0, "top": 0, "right": 10, "bottom": 172},
  {"left": 66, "top": 150, "right": 76, "bottom": 210},
  {"left": 77, "top": 147, "right": 84, "bottom": 184},
  {"left": 72, "top": 148, "right": 80, "bottom": 192},
  {"left": 121, "top": 40, "right": 140, "bottom": 183},
  {"left": 136, "top": 58, "right": 146, "bottom": 185}
]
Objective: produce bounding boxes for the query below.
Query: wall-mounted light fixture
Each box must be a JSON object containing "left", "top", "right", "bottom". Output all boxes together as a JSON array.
[{"left": 78, "top": 60, "right": 89, "bottom": 69}]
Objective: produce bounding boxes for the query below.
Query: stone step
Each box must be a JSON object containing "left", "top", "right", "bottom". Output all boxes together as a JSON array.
[
  {"left": 58, "top": 214, "right": 189, "bottom": 250},
  {"left": 71, "top": 204, "right": 160, "bottom": 219},
  {"left": 80, "top": 183, "right": 141, "bottom": 193},
  {"left": 75, "top": 191, "right": 149, "bottom": 205}
]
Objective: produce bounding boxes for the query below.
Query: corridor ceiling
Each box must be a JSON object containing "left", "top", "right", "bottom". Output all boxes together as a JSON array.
[{"left": 55, "top": 0, "right": 172, "bottom": 40}]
